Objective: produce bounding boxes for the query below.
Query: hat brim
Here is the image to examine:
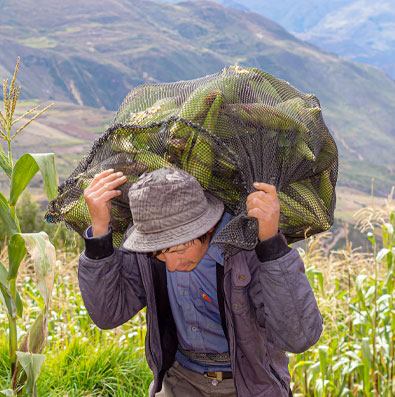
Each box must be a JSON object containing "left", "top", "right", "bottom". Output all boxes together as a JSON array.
[{"left": 122, "top": 192, "right": 224, "bottom": 253}]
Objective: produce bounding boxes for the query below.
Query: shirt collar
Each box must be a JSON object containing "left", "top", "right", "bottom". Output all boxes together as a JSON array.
[{"left": 206, "top": 211, "right": 233, "bottom": 265}]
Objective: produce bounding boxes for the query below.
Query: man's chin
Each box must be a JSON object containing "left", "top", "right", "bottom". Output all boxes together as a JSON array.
[{"left": 178, "top": 263, "right": 198, "bottom": 272}]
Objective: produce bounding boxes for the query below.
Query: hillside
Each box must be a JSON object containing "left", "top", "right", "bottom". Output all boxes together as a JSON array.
[
  {"left": 0, "top": 0, "right": 394, "bottom": 195},
  {"left": 159, "top": 0, "right": 395, "bottom": 79}
]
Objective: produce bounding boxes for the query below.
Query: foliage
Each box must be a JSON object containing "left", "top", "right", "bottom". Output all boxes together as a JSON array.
[
  {"left": 0, "top": 191, "right": 84, "bottom": 254},
  {"left": 0, "top": 253, "right": 151, "bottom": 396},
  {"left": 0, "top": 58, "right": 57, "bottom": 396},
  {"left": 289, "top": 191, "right": 395, "bottom": 396}
]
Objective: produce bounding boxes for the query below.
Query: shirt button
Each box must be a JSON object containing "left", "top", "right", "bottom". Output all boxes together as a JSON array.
[
  {"left": 238, "top": 275, "right": 245, "bottom": 281},
  {"left": 232, "top": 303, "right": 238, "bottom": 310},
  {"left": 191, "top": 326, "right": 198, "bottom": 331}
]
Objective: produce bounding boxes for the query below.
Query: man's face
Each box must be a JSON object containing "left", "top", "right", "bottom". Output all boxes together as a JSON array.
[{"left": 154, "top": 228, "right": 214, "bottom": 272}]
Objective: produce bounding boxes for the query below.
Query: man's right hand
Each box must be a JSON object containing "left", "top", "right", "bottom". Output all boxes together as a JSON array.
[{"left": 84, "top": 169, "right": 127, "bottom": 236}]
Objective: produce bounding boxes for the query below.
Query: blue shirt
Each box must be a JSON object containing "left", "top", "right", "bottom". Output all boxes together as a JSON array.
[{"left": 167, "top": 212, "right": 233, "bottom": 374}]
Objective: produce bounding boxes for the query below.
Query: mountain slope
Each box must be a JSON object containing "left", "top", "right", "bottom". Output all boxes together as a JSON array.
[{"left": 160, "top": 0, "right": 395, "bottom": 79}]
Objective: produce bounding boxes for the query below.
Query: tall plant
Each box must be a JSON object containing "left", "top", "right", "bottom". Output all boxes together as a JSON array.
[{"left": 0, "top": 58, "right": 58, "bottom": 396}]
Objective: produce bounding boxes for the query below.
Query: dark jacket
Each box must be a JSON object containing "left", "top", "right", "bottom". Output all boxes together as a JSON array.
[{"left": 78, "top": 229, "right": 323, "bottom": 396}]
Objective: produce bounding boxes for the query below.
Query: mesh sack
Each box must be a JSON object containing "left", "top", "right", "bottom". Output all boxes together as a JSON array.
[{"left": 45, "top": 66, "right": 338, "bottom": 256}]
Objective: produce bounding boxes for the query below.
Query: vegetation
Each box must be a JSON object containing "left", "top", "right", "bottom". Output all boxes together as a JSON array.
[
  {"left": 0, "top": 58, "right": 57, "bottom": 396},
  {"left": 289, "top": 192, "right": 394, "bottom": 396},
  {"left": 0, "top": 250, "right": 151, "bottom": 397}
]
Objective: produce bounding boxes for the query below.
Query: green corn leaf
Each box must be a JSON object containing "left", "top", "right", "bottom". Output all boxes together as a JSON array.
[
  {"left": 361, "top": 337, "right": 372, "bottom": 395},
  {"left": 28, "top": 310, "right": 46, "bottom": 353},
  {"left": 20, "top": 232, "right": 56, "bottom": 307},
  {"left": 0, "top": 390, "right": 14, "bottom": 397},
  {"left": 0, "top": 192, "right": 18, "bottom": 238},
  {"left": 367, "top": 231, "right": 376, "bottom": 246},
  {"left": 354, "top": 275, "right": 372, "bottom": 323},
  {"left": 9, "top": 154, "right": 39, "bottom": 205},
  {"left": 0, "top": 261, "right": 16, "bottom": 317},
  {"left": 7, "top": 233, "right": 27, "bottom": 281},
  {"left": 292, "top": 360, "right": 314, "bottom": 370},
  {"left": 10, "top": 153, "right": 58, "bottom": 206},
  {"left": 0, "top": 144, "right": 12, "bottom": 178},
  {"left": 332, "top": 357, "right": 348, "bottom": 372},
  {"left": 15, "top": 285, "right": 23, "bottom": 317},
  {"left": 310, "top": 361, "right": 321, "bottom": 374},
  {"left": 17, "top": 310, "right": 47, "bottom": 355},
  {"left": 376, "top": 248, "right": 390, "bottom": 262},
  {"left": 383, "top": 222, "right": 394, "bottom": 235},
  {"left": 341, "top": 362, "right": 363, "bottom": 376},
  {"left": 0, "top": 261, "right": 23, "bottom": 318},
  {"left": 31, "top": 153, "right": 58, "bottom": 201},
  {"left": 344, "top": 350, "right": 361, "bottom": 362},
  {"left": 15, "top": 351, "right": 46, "bottom": 397}
]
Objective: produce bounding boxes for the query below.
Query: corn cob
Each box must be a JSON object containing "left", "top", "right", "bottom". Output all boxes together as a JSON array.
[
  {"left": 179, "top": 90, "right": 225, "bottom": 188},
  {"left": 226, "top": 103, "right": 309, "bottom": 134},
  {"left": 130, "top": 108, "right": 176, "bottom": 127},
  {"left": 278, "top": 180, "right": 330, "bottom": 230},
  {"left": 295, "top": 137, "right": 316, "bottom": 162},
  {"left": 246, "top": 78, "right": 282, "bottom": 103},
  {"left": 210, "top": 174, "right": 240, "bottom": 204},
  {"left": 317, "top": 169, "right": 334, "bottom": 210},
  {"left": 289, "top": 180, "right": 330, "bottom": 229},
  {"left": 313, "top": 134, "right": 338, "bottom": 174},
  {"left": 278, "top": 191, "right": 310, "bottom": 227},
  {"left": 133, "top": 151, "right": 174, "bottom": 172},
  {"left": 274, "top": 98, "right": 322, "bottom": 132}
]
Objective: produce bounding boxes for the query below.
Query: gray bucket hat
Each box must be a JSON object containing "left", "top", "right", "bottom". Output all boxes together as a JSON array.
[{"left": 123, "top": 167, "right": 224, "bottom": 253}]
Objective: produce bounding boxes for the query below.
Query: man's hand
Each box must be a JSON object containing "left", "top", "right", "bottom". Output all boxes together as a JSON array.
[
  {"left": 84, "top": 169, "right": 127, "bottom": 236},
  {"left": 246, "top": 182, "right": 280, "bottom": 242}
]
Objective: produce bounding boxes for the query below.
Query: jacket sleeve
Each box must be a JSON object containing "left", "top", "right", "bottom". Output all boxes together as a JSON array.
[
  {"left": 78, "top": 226, "right": 147, "bottom": 330},
  {"left": 252, "top": 233, "right": 323, "bottom": 354}
]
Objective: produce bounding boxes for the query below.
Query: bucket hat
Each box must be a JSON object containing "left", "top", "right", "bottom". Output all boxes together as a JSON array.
[{"left": 123, "top": 167, "right": 224, "bottom": 252}]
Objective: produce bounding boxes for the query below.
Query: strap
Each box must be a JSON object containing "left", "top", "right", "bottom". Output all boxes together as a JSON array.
[
  {"left": 216, "top": 263, "right": 229, "bottom": 341},
  {"left": 178, "top": 344, "right": 231, "bottom": 365}
]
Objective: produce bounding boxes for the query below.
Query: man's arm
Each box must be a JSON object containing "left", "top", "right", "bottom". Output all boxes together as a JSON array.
[
  {"left": 78, "top": 226, "right": 147, "bottom": 329},
  {"left": 78, "top": 169, "right": 146, "bottom": 329},
  {"left": 246, "top": 182, "right": 322, "bottom": 353},
  {"left": 251, "top": 234, "right": 323, "bottom": 354}
]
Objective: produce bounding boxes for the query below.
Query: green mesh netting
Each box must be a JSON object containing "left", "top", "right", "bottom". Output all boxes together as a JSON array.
[{"left": 45, "top": 66, "right": 338, "bottom": 256}]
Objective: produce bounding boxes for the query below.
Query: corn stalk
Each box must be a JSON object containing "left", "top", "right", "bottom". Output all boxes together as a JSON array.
[{"left": 0, "top": 58, "right": 57, "bottom": 396}]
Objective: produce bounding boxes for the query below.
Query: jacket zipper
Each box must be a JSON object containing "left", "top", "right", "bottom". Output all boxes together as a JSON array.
[
  {"left": 222, "top": 272, "right": 239, "bottom": 395},
  {"left": 269, "top": 364, "right": 288, "bottom": 391}
]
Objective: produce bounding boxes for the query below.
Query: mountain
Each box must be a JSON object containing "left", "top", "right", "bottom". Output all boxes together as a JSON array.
[
  {"left": 159, "top": 0, "right": 395, "bottom": 79},
  {"left": 0, "top": 0, "right": 394, "bottom": 195}
]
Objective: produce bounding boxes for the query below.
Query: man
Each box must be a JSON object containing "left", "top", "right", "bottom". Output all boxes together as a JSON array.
[{"left": 78, "top": 166, "right": 323, "bottom": 396}]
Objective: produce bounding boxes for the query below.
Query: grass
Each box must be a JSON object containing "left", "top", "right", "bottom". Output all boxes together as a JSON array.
[
  {"left": 0, "top": 250, "right": 152, "bottom": 396},
  {"left": 0, "top": 335, "right": 152, "bottom": 396}
]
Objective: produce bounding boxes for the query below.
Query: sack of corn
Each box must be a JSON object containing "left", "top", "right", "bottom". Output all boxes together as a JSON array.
[{"left": 45, "top": 66, "right": 338, "bottom": 255}]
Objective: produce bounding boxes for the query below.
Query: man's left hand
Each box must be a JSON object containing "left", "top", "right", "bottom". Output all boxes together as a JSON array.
[{"left": 246, "top": 182, "right": 280, "bottom": 242}]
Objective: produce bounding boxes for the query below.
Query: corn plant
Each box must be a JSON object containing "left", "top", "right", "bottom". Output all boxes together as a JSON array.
[
  {"left": 289, "top": 191, "right": 395, "bottom": 396},
  {"left": 0, "top": 58, "right": 58, "bottom": 396}
]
